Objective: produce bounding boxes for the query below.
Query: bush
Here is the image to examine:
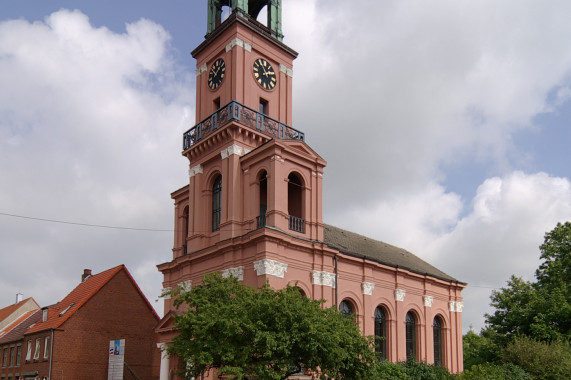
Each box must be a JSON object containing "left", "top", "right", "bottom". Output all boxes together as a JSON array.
[
  {"left": 401, "top": 360, "right": 458, "bottom": 380},
  {"left": 461, "top": 363, "right": 531, "bottom": 380},
  {"left": 463, "top": 330, "right": 500, "bottom": 368},
  {"left": 368, "top": 360, "right": 408, "bottom": 379},
  {"left": 502, "top": 336, "right": 571, "bottom": 380},
  {"left": 368, "top": 360, "right": 458, "bottom": 380}
]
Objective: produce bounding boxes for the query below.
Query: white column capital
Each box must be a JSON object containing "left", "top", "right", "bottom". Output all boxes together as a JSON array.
[
  {"left": 423, "top": 295, "right": 434, "bottom": 307},
  {"left": 178, "top": 280, "right": 192, "bottom": 292},
  {"left": 221, "top": 144, "right": 249, "bottom": 159},
  {"left": 254, "top": 259, "right": 287, "bottom": 278},
  {"left": 362, "top": 282, "right": 375, "bottom": 296},
  {"left": 395, "top": 289, "right": 406, "bottom": 302},
  {"left": 160, "top": 287, "right": 172, "bottom": 300},
  {"left": 311, "top": 271, "right": 336, "bottom": 288},
  {"left": 196, "top": 63, "right": 207, "bottom": 76},
  {"left": 189, "top": 164, "right": 203, "bottom": 177},
  {"left": 222, "top": 266, "right": 244, "bottom": 281},
  {"left": 226, "top": 37, "right": 252, "bottom": 52},
  {"left": 279, "top": 64, "right": 293, "bottom": 77}
]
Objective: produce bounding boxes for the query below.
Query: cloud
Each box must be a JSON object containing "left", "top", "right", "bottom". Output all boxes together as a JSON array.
[
  {"left": 285, "top": 0, "right": 571, "bottom": 209},
  {"left": 0, "top": 9, "right": 194, "bottom": 314},
  {"left": 282, "top": 0, "right": 571, "bottom": 331},
  {"left": 1, "top": 2, "right": 570, "bottom": 337}
]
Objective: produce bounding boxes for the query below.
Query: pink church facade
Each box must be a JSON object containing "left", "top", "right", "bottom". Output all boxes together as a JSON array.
[{"left": 156, "top": 2, "right": 465, "bottom": 378}]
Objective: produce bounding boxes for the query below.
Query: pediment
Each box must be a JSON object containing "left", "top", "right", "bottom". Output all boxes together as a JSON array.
[{"left": 155, "top": 310, "right": 178, "bottom": 333}]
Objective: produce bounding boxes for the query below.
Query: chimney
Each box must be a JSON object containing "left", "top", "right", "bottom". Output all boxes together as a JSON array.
[
  {"left": 15, "top": 293, "right": 23, "bottom": 304},
  {"left": 82, "top": 269, "right": 92, "bottom": 282}
]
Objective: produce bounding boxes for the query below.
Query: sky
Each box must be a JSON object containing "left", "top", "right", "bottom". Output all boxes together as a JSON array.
[{"left": 1, "top": 0, "right": 569, "bottom": 334}]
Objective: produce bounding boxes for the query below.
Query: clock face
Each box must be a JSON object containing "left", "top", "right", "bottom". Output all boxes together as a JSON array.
[
  {"left": 253, "top": 58, "right": 277, "bottom": 90},
  {"left": 208, "top": 58, "right": 225, "bottom": 90}
]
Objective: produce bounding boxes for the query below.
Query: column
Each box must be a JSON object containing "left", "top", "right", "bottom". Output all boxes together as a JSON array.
[{"left": 157, "top": 343, "right": 170, "bottom": 380}]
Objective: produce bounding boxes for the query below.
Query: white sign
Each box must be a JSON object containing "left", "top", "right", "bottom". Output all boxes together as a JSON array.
[{"left": 108, "top": 339, "right": 125, "bottom": 380}]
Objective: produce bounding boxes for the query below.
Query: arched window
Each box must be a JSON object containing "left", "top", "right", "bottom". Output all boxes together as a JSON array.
[
  {"left": 339, "top": 300, "right": 353, "bottom": 318},
  {"left": 212, "top": 175, "right": 222, "bottom": 231},
  {"left": 257, "top": 170, "right": 267, "bottom": 228},
  {"left": 406, "top": 311, "right": 417, "bottom": 362},
  {"left": 182, "top": 206, "right": 189, "bottom": 255},
  {"left": 433, "top": 316, "right": 444, "bottom": 366},
  {"left": 374, "top": 306, "right": 387, "bottom": 360},
  {"left": 287, "top": 172, "right": 303, "bottom": 233}
]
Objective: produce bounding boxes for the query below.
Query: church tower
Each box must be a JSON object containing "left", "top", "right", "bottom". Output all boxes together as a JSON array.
[{"left": 156, "top": 2, "right": 465, "bottom": 378}]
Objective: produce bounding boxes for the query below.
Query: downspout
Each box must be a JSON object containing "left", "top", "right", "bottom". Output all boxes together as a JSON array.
[
  {"left": 334, "top": 255, "right": 338, "bottom": 308},
  {"left": 48, "top": 328, "right": 54, "bottom": 380}
]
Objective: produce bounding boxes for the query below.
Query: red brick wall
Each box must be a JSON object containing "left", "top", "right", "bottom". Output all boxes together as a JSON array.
[{"left": 22, "top": 270, "right": 160, "bottom": 380}]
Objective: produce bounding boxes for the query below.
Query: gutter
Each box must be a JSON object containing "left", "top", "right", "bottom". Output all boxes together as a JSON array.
[
  {"left": 48, "top": 328, "right": 54, "bottom": 379},
  {"left": 334, "top": 255, "right": 338, "bottom": 308}
]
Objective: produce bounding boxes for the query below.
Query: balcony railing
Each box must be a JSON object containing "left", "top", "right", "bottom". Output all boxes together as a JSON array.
[
  {"left": 289, "top": 215, "right": 304, "bottom": 233},
  {"left": 183, "top": 101, "right": 305, "bottom": 150},
  {"left": 256, "top": 214, "right": 266, "bottom": 229}
]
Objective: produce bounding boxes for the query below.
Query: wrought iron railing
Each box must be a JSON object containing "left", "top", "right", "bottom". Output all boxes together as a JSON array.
[
  {"left": 256, "top": 214, "right": 266, "bottom": 229},
  {"left": 183, "top": 101, "right": 305, "bottom": 150},
  {"left": 289, "top": 215, "right": 304, "bottom": 233}
]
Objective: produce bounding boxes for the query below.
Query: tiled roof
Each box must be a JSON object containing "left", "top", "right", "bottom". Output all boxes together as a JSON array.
[
  {"left": 0, "top": 297, "right": 38, "bottom": 325},
  {"left": 323, "top": 224, "right": 463, "bottom": 284},
  {"left": 25, "top": 265, "right": 125, "bottom": 334},
  {"left": 0, "top": 309, "right": 42, "bottom": 344}
]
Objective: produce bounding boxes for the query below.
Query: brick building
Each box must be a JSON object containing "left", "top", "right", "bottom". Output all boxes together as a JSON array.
[{"left": 0, "top": 265, "right": 159, "bottom": 380}]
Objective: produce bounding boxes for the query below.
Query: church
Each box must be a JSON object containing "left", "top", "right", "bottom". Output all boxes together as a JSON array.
[{"left": 155, "top": 1, "right": 465, "bottom": 378}]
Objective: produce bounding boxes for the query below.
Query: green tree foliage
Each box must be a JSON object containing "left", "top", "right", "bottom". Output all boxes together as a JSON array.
[
  {"left": 167, "top": 273, "right": 375, "bottom": 380},
  {"left": 501, "top": 336, "right": 571, "bottom": 380},
  {"left": 460, "top": 363, "right": 531, "bottom": 380},
  {"left": 484, "top": 222, "right": 571, "bottom": 344},
  {"left": 368, "top": 361, "right": 458, "bottom": 380},
  {"left": 462, "top": 330, "right": 500, "bottom": 367}
]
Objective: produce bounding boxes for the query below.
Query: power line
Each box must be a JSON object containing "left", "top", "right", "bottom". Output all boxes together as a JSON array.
[{"left": 0, "top": 212, "right": 173, "bottom": 232}]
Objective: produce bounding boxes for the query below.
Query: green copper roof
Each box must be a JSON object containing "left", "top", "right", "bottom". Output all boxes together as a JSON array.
[{"left": 207, "top": 0, "right": 283, "bottom": 41}]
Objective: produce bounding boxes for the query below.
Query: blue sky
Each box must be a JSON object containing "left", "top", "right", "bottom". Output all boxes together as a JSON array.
[{"left": 1, "top": 0, "right": 570, "bottom": 334}]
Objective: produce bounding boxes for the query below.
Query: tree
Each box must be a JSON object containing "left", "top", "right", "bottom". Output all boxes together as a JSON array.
[
  {"left": 484, "top": 222, "right": 571, "bottom": 344},
  {"left": 462, "top": 329, "right": 500, "bottom": 368},
  {"left": 501, "top": 336, "right": 571, "bottom": 380},
  {"left": 167, "top": 273, "right": 375, "bottom": 380}
]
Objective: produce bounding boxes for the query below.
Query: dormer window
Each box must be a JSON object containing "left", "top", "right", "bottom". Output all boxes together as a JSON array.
[
  {"left": 42, "top": 309, "right": 48, "bottom": 322},
  {"left": 59, "top": 303, "right": 74, "bottom": 317}
]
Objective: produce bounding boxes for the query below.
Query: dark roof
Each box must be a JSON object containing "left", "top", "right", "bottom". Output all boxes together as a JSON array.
[{"left": 323, "top": 224, "right": 461, "bottom": 283}]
